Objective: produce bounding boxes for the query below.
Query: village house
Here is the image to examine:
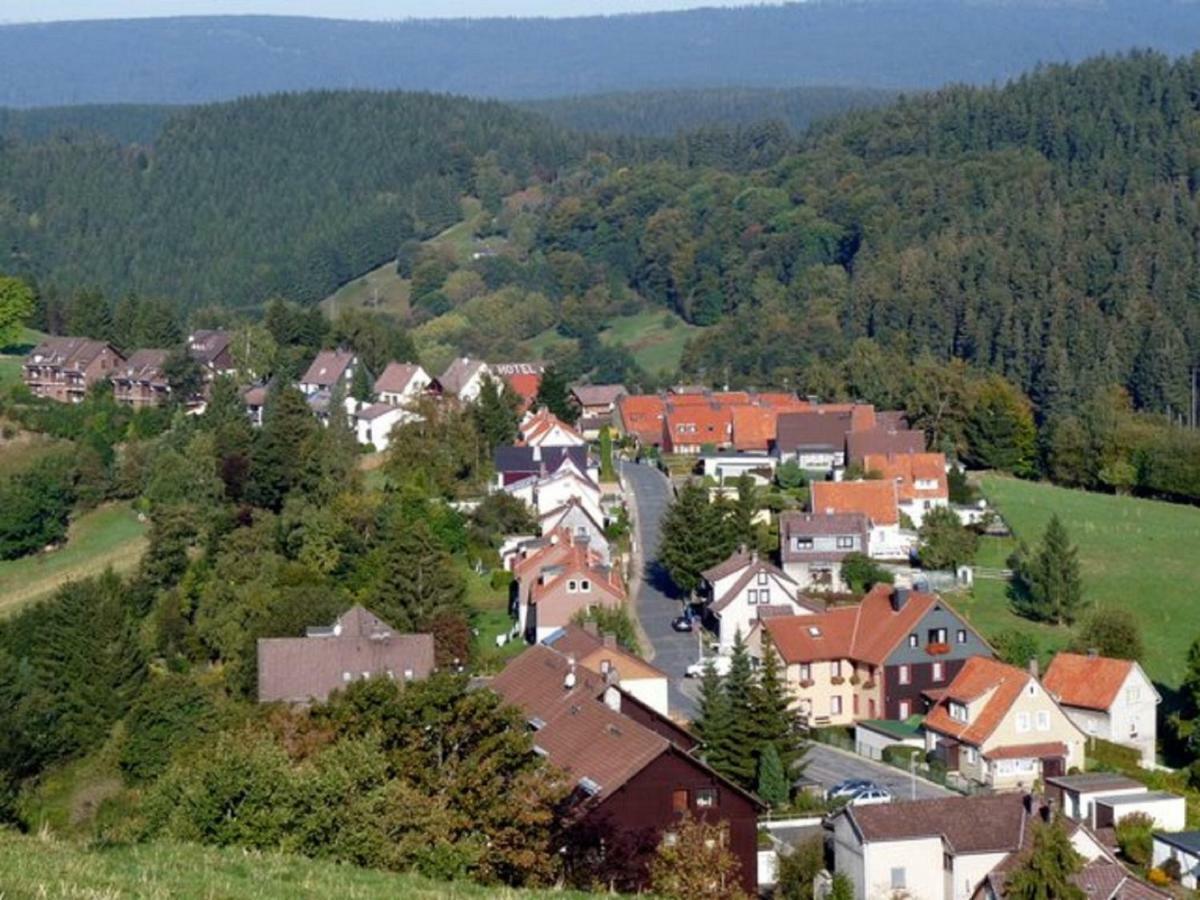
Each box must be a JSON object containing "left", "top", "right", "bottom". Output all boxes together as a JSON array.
[
  {"left": 779, "top": 509, "right": 871, "bottom": 591},
  {"left": 570, "top": 383, "right": 626, "bottom": 438},
  {"left": 614, "top": 393, "right": 666, "bottom": 448},
  {"left": 256, "top": 606, "right": 435, "bottom": 704},
  {"left": 504, "top": 461, "right": 605, "bottom": 525},
  {"left": 351, "top": 402, "right": 415, "bottom": 450},
  {"left": 372, "top": 361, "right": 430, "bottom": 406},
  {"left": 861, "top": 451, "right": 950, "bottom": 527},
  {"left": 493, "top": 445, "right": 597, "bottom": 486},
  {"left": 845, "top": 425, "right": 926, "bottom": 467},
  {"left": 111, "top": 349, "right": 170, "bottom": 407},
  {"left": 772, "top": 404, "right": 877, "bottom": 472},
  {"left": 433, "top": 356, "right": 490, "bottom": 403},
  {"left": 810, "top": 479, "right": 914, "bottom": 560},
  {"left": 662, "top": 400, "right": 733, "bottom": 454},
  {"left": 1044, "top": 773, "right": 1186, "bottom": 832},
  {"left": 699, "top": 549, "right": 820, "bottom": 653},
  {"left": 187, "top": 329, "right": 237, "bottom": 380},
  {"left": 756, "top": 585, "right": 991, "bottom": 725},
  {"left": 543, "top": 623, "right": 670, "bottom": 716},
  {"left": 539, "top": 498, "right": 611, "bottom": 564},
  {"left": 923, "top": 657, "right": 1087, "bottom": 789},
  {"left": 22, "top": 336, "right": 124, "bottom": 403},
  {"left": 1043, "top": 651, "right": 1160, "bottom": 766},
  {"left": 490, "top": 644, "right": 761, "bottom": 894},
  {"left": 298, "top": 348, "right": 360, "bottom": 397},
  {"left": 512, "top": 534, "right": 626, "bottom": 643},
  {"left": 519, "top": 408, "right": 587, "bottom": 449},
  {"left": 698, "top": 452, "right": 777, "bottom": 486},
  {"left": 242, "top": 384, "right": 268, "bottom": 427}
]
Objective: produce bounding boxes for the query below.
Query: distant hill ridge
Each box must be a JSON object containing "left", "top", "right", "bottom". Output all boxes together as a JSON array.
[{"left": 2, "top": 2, "right": 1200, "bottom": 106}]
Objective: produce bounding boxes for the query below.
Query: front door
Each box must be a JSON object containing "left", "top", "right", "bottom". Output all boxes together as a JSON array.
[{"left": 1042, "top": 756, "right": 1065, "bottom": 778}]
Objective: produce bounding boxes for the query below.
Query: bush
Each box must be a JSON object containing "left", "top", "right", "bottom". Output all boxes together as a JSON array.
[
  {"left": 841, "top": 553, "right": 893, "bottom": 593},
  {"left": 120, "top": 674, "right": 221, "bottom": 783},
  {"left": 991, "top": 629, "right": 1039, "bottom": 668},
  {"left": 882, "top": 745, "right": 923, "bottom": 767},
  {"left": 1114, "top": 812, "right": 1153, "bottom": 866},
  {"left": 488, "top": 569, "right": 514, "bottom": 592}
]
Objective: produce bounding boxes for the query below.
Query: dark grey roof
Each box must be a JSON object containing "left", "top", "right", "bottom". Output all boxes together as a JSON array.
[
  {"left": 494, "top": 445, "right": 589, "bottom": 473},
  {"left": 847, "top": 427, "right": 926, "bottom": 465},
  {"left": 1154, "top": 831, "right": 1200, "bottom": 854},
  {"left": 1044, "top": 773, "right": 1144, "bottom": 793},
  {"left": 775, "top": 410, "right": 854, "bottom": 452}
]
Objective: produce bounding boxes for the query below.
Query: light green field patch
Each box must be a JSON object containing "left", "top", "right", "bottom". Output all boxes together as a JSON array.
[{"left": 599, "top": 309, "right": 702, "bottom": 377}]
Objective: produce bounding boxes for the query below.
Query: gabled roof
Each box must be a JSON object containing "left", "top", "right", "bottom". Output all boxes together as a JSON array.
[
  {"left": 709, "top": 556, "right": 811, "bottom": 614},
  {"left": 25, "top": 336, "right": 120, "bottom": 370},
  {"left": 775, "top": 409, "right": 855, "bottom": 452},
  {"left": 115, "top": 348, "right": 169, "bottom": 381},
  {"left": 494, "top": 445, "right": 589, "bottom": 474},
  {"left": 520, "top": 409, "right": 585, "bottom": 446},
  {"left": 810, "top": 479, "right": 900, "bottom": 526},
  {"left": 847, "top": 427, "right": 927, "bottom": 465},
  {"left": 1043, "top": 652, "right": 1144, "bottom": 712},
  {"left": 862, "top": 452, "right": 948, "bottom": 502},
  {"left": 571, "top": 384, "right": 627, "bottom": 407},
  {"left": 544, "top": 624, "right": 668, "bottom": 682},
  {"left": 300, "top": 349, "right": 355, "bottom": 387},
  {"left": 355, "top": 402, "right": 404, "bottom": 422},
  {"left": 764, "top": 584, "right": 952, "bottom": 666},
  {"left": 438, "top": 357, "right": 488, "bottom": 395},
  {"left": 780, "top": 510, "right": 870, "bottom": 562},
  {"left": 615, "top": 394, "right": 667, "bottom": 444},
  {"left": 664, "top": 402, "right": 732, "bottom": 445},
  {"left": 187, "top": 329, "right": 233, "bottom": 366},
  {"left": 844, "top": 792, "right": 1028, "bottom": 853},
  {"left": 700, "top": 548, "right": 753, "bottom": 584},
  {"left": 374, "top": 361, "right": 426, "bottom": 396},
  {"left": 731, "top": 406, "right": 779, "bottom": 452},
  {"left": 539, "top": 497, "right": 606, "bottom": 534},
  {"left": 923, "top": 657, "right": 1033, "bottom": 746}
]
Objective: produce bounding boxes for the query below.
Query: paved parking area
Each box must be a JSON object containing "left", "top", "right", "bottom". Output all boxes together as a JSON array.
[{"left": 802, "top": 743, "right": 950, "bottom": 801}]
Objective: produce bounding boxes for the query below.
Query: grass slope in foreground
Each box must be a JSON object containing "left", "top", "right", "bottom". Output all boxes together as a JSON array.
[
  {"left": 0, "top": 503, "right": 148, "bottom": 617},
  {"left": 956, "top": 475, "right": 1200, "bottom": 688},
  {"left": 0, "top": 831, "right": 594, "bottom": 900}
]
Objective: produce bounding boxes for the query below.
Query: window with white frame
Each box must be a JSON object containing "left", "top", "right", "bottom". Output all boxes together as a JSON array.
[
  {"left": 932, "top": 661, "right": 945, "bottom": 682},
  {"left": 757, "top": 572, "right": 768, "bottom": 586},
  {"left": 1016, "top": 712, "right": 1031, "bottom": 733},
  {"left": 1036, "top": 711, "right": 1051, "bottom": 732},
  {"left": 796, "top": 537, "right": 814, "bottom": 550},
  {"left": 831, "top": 696, "right": 843, "bottom": 715},
  {"left": 747, "top": 589, "right": 758, "bottom": 605},
  {"left": 836, "top": 535, "right": 854, "bottom": 549},
  {"left": 831, "top": 660, "right": 842, "bottom": 678},
  {"left": 567, "top": 580, "right": 578, "bottom": 592},
  {"left": 580, "top": 579, "right": 591, "bottom": 592},
  {"left": 696, "top": 787, "right": 718, "bottom": 808},
  {"left": 965, "top": 747, "right": 978, "bottom": 764},
  {"left": 798, "top": 664, "right": 811, "bottom": 682},
  {"left": 949, "top": 701, "right": 968, "bottom": 722},
  {"left": 957, "top": 629, "right": 968, "bottom": 644},
  {"left": 898, "top": 664, "right": 910, "bottom": 685}
]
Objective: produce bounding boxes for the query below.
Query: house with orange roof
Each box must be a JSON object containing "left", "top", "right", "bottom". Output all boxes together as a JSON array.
[
  {"left": 520, "top": 407, "right": 587, "bottom": 449},
  {"left": 1043, "top": 651, "right": 1160, "bottom": 765},
  {"left": 663, "top": 401, "right": 733, "bottom": 454},
  {"left": 730, "top": 405, "right": 779, "bottom": 453},
  {"left": 810, "top": 479, "right": 916, "bottom": 559},
  {"left": 614, "top": 394, "right": 666, "bottom": 447},
  {"left": 862, "top": 451, "right": 950, "bottom": 526},
  {"left": 515, "top": 534, "right": 626, "bottom": 642},
  {"left": 755, "top": 584, "right": 991, "bottom": 726},
  {"left": 923, "top": 656, "right": 1086, "bottom": 789}
]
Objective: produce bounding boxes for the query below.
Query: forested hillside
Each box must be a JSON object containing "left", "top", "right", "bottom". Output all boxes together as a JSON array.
[
  {"left": 2, "top": 2, "right": 1200, "bottom": 106},
  {"left": 0, "top": 104, "right": 176, "bottom": 144},
  {"left": 0, "top": 92, "right": 603, "bottom": 308},
  {"left": 525, "top": 52, "right": 1200, "bottom": 425},
  {"left": 522, "top": 86, "right": 897, "bottom": 137}
]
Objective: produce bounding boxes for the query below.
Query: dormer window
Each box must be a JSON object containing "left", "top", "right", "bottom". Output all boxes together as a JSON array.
[{"left": 949, "top": 701, "right": 968, "bottom": 722}]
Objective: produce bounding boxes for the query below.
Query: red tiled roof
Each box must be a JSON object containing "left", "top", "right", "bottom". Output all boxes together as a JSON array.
[
  {"left": 923, "top": 657, "right": 1031, "bottom": 746},
  {"left": 731, "top": 406, "right": 778, "bottom": 452},
  {"left": 300, "top": 349, "right": 356, "bottom": 387},
  {"left": 504, "top": 372, "right": 542, "bottom": 406},
  {"left": 664, "top": 402, "right": 732, "bottom": 447},
  {"left": 862, "top": 452, "right": 948, "bottom": 502},
  {"left": 616, "top": 395, "right": 666, "bottom": 445},
  {"left": 811, "top": 479, "right": 900, "bottom": 526},
  {"left": 545, "top": 624, "right": 668, "bottom": 682},
  {"left": 982, "top": 742, "right": 1068, "bottom": 761},
  {"left": 1043, "top": 653, "right": 1135, "bottom": 712}
]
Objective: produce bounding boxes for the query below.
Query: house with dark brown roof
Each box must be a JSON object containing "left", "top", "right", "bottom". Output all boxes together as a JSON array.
[
  {"left": 187, "top": 329, "right": 236, "bottom": 379},
  {"left": 372, "top": 361, "right": 430, "bottom": 406},
  {"left": 112, "top": 349, "right": 170, "bottom": 407},
  {"left": 433, "top": 356, "right": 490, "bottom": 402},
  {"left": 699, "top": 549, "right": 820, "bottom": 653},
  {"left": 256, "top": 606, "right": 434, "bottom": 704},
  {"left": 544, "top": 623, "right": 670, "bottom": 715},
  {"left": 490, "top": 643, "right": 761, "bottom": 894},
  {"left": 1043, "top": 652, "right": 1160, "bottom": 766},
  {"left": 773, "top": 407, "right": 859, "bottom": 471},
  {"left": 780, "top": 509, "right": 870, "bottom": 591},
  {"left": 845, "top": 426, "right": 926, "bottom": 467},
  {"left": 922, "top": 657, "right": 1086, "bottom": 789},
  {"left": 299, "top": 349, "right": 361, "bottom": 397},
  {"left": 22, "top": 337, "right": 124, "bottom": 403},
  {"left": 756, "top": 585, "right": 991, "bottom": 726}
]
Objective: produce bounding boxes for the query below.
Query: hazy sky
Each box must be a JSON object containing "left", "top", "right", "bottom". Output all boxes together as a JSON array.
[{"left": 2, "top": 1, "right": 769, "bottom": 23}]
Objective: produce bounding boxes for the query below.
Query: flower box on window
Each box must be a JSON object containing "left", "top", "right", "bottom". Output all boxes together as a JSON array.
[
  {"left": 830, "top": 676, "right": 845, "bottom": 685},
  {"left": 849, "top": 674, "right": 862, "bottom": 686},
  {"left": 799, "top": 679, "right": 815, "bottom": 689},
  {"left": 927, "top": 642, "right": 951, "bottom": 656},
  {"left": 863, "top": 680, "right": 877, "bottom": 690}
]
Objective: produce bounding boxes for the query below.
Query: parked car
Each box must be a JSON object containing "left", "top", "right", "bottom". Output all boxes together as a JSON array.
[
  {"left": 685, "top": 655, "right": 732, "bottom": 678},
  {"left": 671, "top": 614, "right": 694, "bottom": 633},
  {"left": 825, "top": 779, "right": 876, "bottom": 801},
  {"left": 849, "top": 786, "right": 893, "bottom": 806}
]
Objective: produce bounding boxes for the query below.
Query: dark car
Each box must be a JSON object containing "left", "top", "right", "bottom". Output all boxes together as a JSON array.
[{"left": 671, "top": 614, "right": 694, "bottom": 633}]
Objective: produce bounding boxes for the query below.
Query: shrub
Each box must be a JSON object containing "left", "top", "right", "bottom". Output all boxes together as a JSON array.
[
  {"left": 1114, "top": 812, "right": 1153, "bottom": 867},
  {"left": 882, "top": 745, "right": 923, "bottom": 767},
  {"left": 120, "top": 674, "right": 221, "bottom": 783}
]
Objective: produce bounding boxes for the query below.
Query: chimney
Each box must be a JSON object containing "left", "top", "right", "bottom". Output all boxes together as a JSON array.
[
  {"left": 891, "top": 587, "right": 910, "bottom": 611},
  {"left": 603, "top": 684, "right": 621, "bottom": 713},
  {"left": 1028, "top": 657, "right": 1039, "bottom": 680}
]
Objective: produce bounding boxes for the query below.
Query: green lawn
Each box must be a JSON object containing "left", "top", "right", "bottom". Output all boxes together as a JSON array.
[
  {"left": 959, "top": 475, "right": 1200, "bottom": 688},
  {"left": 320, "top": 259, "right": 411, "bottom": 320},
  {"left": 0, "top": 354, "right": 23, "bottom": 387},
  {"left": 462, "top": 563, "right": 524, "bottom": 669},
  {"left": 599, "top": 309, "right": 702, "bottom": 378},
  {"left": 0, "top": 503, "right": 149, "bottom": 617},
  {"left": 0, "top": 831, "right": 593, "bottom": 899}
]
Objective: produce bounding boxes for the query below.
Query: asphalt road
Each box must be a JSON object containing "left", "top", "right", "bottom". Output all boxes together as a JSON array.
[
  {"left": 620, "top": 459, "right": 702, "bottom": 717},
  {"left": 802, "top": 743, "right": 950, "bottom": 801}
]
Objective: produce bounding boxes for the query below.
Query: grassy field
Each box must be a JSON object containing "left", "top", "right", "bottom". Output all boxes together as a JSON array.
[
  {"left": 320, "top": 259, "right": 412, "bottom": 320},
  {"left": 599, "top": 309, "right": 701, "bottom": 378},
  {"left": 0, "top": 353, "right": 23, "bottom": 387},
  {"left": 0, "top": 503, "right": 149, "bottom": 617},
  {"left": 463, "top": 563, "right": 524, "bottom": 670},
  {"left": 0, "top": 831, "right": 594, "bottom": 899},
  {"left": 955, "top": 475, "right": 1200, "bottom": 688},
  {"left": 0, "top": 428, "right": 68, "bottom": 480}
]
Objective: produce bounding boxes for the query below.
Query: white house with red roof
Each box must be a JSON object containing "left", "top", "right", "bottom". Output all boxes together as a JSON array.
[
  {"left": 1043, "top": 651, "right": 1160, "bottom": 766},
  {"left": 810, "top": 479, "right": 915, "bottom": 560},
  {"left": 520, "top": 408, "right": 587, "bottom": 449},
  {"left": 862, "top": 451, "right": 950, "bottom": 527},
  {"left": 699, "top": 549, "right": 820, "bottom": 653}
]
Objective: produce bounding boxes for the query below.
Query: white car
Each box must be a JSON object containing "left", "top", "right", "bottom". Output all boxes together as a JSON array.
[
  {"left": 685, "top": 655, "right": 732, "bottom": 678},
  {"left": 849, "top": 786, "right": 893, "bottom": 806}
]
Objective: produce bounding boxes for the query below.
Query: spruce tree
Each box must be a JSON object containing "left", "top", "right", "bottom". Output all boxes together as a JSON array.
[
  {"left": 721, "top": 631, "right": 759, "bottom": 789},
  {"left": 350, "top": 362, "right": 372, "bottom": 402},
  {"left": 1003, "top": 818, "right": 1086, "bottom": 900},
  {"left": 756, "top": 743, "right": 789, "bottom": 808},
  {"left": 534, "top": 365, "right": 577, "bottom": 424},
  {"left": 694, "top": 658, "right": 733, "bottom": 775},
  {"left": 1012, "top": 515, "right": 1086, "bottom": 625},
  {"left": 660, "top": 482, "right": 727, "bottom": 597},
  {"left": 753, "top": 632, "right": 804, "bottom": 776},
  {"left": 247, "top": 383, "right": 319, "bottom": 510},
  {"left": 733, "top": 474, "right": 759, "bottom": 548},
  {"left": 371, "top": 518, "right": 469, "bottom": 634},
  {"left": 473, "top": 376, "right": 519, "bottom": 454}
]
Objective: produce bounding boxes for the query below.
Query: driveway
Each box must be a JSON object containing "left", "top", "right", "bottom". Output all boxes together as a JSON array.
[
  {"left": 802, "top": 743, "right": 950, "bottom": 801},
  {"left": 621, "top": 459, "right": 702, "bottom": 717}
]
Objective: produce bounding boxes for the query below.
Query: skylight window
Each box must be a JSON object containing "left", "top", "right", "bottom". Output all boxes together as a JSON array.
[{"left": 578, "top": 777, "right": 601, "bottom": 796}]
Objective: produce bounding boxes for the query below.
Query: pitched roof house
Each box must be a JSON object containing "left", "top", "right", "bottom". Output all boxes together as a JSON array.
[
  {"left": 700, "top": 549, "right": 820, "bottom": 652},
  {"left": 372, "top": 362, "right": 430, "bottom": 406},
  {"left": 299, "top": 349, "right": 359, "bottom": 396},
  {"left": 662, "top": 401, "right": 733, "bottom": 454},
  {"left": 810, "top": 479, "right": 914, "bottom": 560},
  {"left": 538, "top": 498, "right": 611, "bottom": 564},
  {"left": 758, "top": 584, "right": 991, "bottom": 724},
  {"left": 779, "top": 510, "right": 870, "bottom": 592},
  {"left": 187, "top": 329, "right": 236, "bottom": 379},
  {"left": 256, "top": 606, "right": 434, "bottom": 704},
  {"left": 846, "top": 426, "right": 927, "bottom": 466},
  {"left": 352, "top": 402, "right": 417, "bottom": 451},
  {"left": 544, "top": 623, "right": 670, "bottom": 716},
  {"left": 516, "top": 538, "right": 626, "bottom": 642},
  {"left": 1043, "top": 652, "right": 1160, "bottom": 766},
  {"left": 112, "top": 349, "right": 171, "bottom": 407},
  {"left": 22, "top": 337, "right": 125, "bottom": 403},
  {"left": 923, "top": 657, "right": 1087, "bottom": 789},
  {"left": 614, "top": 394, "right": 667, "bottom": 447},
  {"left": 571, "top": 384, "right": 627, "bottom": 415},
  {"left": 774, "top": 409, "right": 856, "bottom": 470},
  {"left": 862, "top": 451, "right": 949, "bottom": 527},
  {"left": 434, "top": 356, "right": 490, "bottom": 402},
  {"left": 519, "top": 408, "right": 587, "bottom": 449},
  {"left": 490, "top": 644, "right": 761, "bottom": 894},
  {"left": 493, "top": 445, "right": 594, "bottom": 486}
]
